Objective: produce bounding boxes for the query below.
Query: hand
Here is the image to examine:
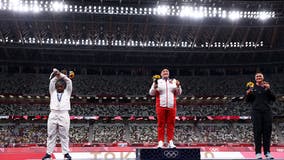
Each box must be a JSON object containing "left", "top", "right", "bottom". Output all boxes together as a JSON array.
[
  {"left": 263, "top": 82, "right": 270, "bottom": 89},
  {"left": 246, "top": 89, "right": 252, "bottom": 95},
  {"left": 53, "top": 68, "right": 60, "bottom": 76},
  {"left": 49, "top": 68, "right": 60, "bottom": 80},
  {"left": 154, "top": 84, "right": 158, "bottom": 89},
  {"left": 176, "top": 80, "right": 180, "bottom": 88}
]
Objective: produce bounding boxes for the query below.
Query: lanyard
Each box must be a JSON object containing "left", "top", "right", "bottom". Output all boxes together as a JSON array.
[{"left": 57, "top": 93, "right": 63, "bottom": 102}]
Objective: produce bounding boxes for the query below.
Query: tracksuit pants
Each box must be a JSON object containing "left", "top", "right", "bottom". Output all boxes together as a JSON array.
[
  {"left": 156, "top": 106, "right": 176, "bottom": 142},
  {"left": 46, "top": 110, "right": 70, "bottom": 155},
  {"left": 251, "top": 110, "right": 272, "bottom": 154}
]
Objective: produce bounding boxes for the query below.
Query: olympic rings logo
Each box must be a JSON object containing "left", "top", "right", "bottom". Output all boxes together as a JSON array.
[{"left": 163, "top": 150, "right": 179, "bottom": 159}]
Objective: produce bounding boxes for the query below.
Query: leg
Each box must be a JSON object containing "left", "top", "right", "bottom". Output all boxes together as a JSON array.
[
  {"left": 156, "top": 106, "right": 166, "bottom": 142},
  {"left": 252, "top": 110, "right": 263, "bottom": 154},
  {"left": 262, "top": 110, "right": 272, "bottom": 155},
  {"left": 166, "top": 108, "right": 176, "bottom": 142},
  {"left": 58, "top": 112, "right": 70, "bottom": 154},
  {"left": 46, "top": 112, "right": 58, "bottom": 155}
]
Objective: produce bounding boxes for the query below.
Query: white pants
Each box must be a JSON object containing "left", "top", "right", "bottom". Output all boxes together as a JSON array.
[{"left": 46, "top": 110, "right": 70, "bottom": 155}]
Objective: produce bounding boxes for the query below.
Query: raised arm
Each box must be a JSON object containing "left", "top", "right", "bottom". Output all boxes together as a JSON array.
[
  {"left": 49, "top": 68, "right": 72, "bottom": 94},
  {"left": 264, "top": 83, "right": 276, "bottom": 102},
  {"left": 61, "top": 73, "right": 72, "bottom": 94},
  {"left": 49, "top": 68, "right": 59, "bottom": 94},
  {"left": 245, "top": 88, "right": 255, "bottom": 103},
  {"left": 175, "top": 79, "right": 182, "bottom": 95},
  {"left": 149, "top": 83, "right": 157, "bottom": 96},
  {"left": 49, "top": 76, "right": 58, "bottom": 94}
]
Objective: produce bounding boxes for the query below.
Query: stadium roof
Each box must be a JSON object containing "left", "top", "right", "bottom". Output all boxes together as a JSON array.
[{"left": 0, "top": 0, "right": 283, "bottom": 69}]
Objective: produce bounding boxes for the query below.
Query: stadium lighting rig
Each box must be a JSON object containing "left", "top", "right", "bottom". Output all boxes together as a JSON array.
[
  {"left": 228, "top": 11, "right": 240, "bottom": 21},
  {"left": 2, "top": 94, "right": 283, "bottom": 103},
  {"left": 0, "top": 0, "right": 276, "bottom": 21},
  {"left": 0, "top": 37, "right": 264, "bottom": 48}
]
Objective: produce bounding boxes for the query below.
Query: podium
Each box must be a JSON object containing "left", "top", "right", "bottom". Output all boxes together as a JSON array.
[{"left": 136, "top": 148, "right": 200, "bottom": 160}]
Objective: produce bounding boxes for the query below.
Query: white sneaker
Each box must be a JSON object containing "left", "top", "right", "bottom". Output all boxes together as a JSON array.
[
  {"left": 265, "top": 152, "right": 274, "bottom": 159},
  {"left": 167, "top": 140, "right": 176, "bottom": 148},
  {"left": 157, "top": 140, "right": 164, "bottom": 148},
  {"left": 256, "top": 153, "right": 262, "bottom": 159}
]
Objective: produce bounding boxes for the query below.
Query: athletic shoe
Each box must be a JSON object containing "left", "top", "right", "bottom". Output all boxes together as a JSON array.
[
  {"left": 42, "top": 153, "right": 51, "bottom": 160},
  {"left": 64, "top": 153, "right": 72, "bottom": 160},
  {"left": 256, "top": 153, "right": 262, "bottom": 159},
  {"left": 157, "top": 140, "right": 164, "bottom": 148},
  {"left": 265, "top": 152, "right": 274, "bottom": 159},
  {"left": 167, "top": 140, "right": 176, "bottom": 148}
]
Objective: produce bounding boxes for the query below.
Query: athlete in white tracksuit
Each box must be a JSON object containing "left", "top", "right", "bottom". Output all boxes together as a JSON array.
[{"left": 42, "top": 69, "right": 72, "bottom": 160}]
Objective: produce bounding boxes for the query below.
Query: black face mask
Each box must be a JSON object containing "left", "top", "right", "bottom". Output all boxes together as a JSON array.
[{"left": 56, "top": 85, "right": 65, "bottom": 93}]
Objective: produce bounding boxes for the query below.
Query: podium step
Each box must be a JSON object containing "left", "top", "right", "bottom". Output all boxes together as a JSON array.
[{"left": 136, "top": 148, "right": 200, "bottom": 160}]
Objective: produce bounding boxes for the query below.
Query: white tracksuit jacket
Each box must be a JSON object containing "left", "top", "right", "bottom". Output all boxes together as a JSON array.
[{"left": 149, "top": 78, "right": 182, "bottom": 108}]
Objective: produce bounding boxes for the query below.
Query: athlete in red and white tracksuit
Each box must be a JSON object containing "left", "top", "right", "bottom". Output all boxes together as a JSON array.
[{"left": 149, "top": 69, "right": 182, "bottom": 148}]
